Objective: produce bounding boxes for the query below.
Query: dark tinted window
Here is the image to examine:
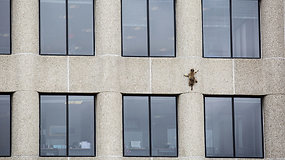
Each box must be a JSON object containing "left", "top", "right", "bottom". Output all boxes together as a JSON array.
[
  {"left": 40, "top": 95, "right": 67, "bottom": 156},
  {"left": 232, "top": 0, "right": 259, "bottom": 58},
  {"left": 205, "top": 97, "right": 234, "bottom": 157},
  {"left": 123, "top": 96, "right": 150, "bottom": 156},
  {"left": 202, "top": 0, "right": 231, "bottom": 57},
  {"left": 0, "top": 95, "right": 10, "bottom": 156},
  {"left": 202, "top": 0, "right": 260, "bottom": 58},
  {"left": 40, "top": 0, "right": 94, "bottom": 55},
  {"left": 0, "top": 0, "right": 10, "bottom": 54},
  {"left": 149, "top": 0, "right": 175, "bottom": 57},
  {"left": 234, "top": 98, "right": 263, "bottom": 157},
  {"left": 40, "top": 95, "right": 95, "bottom": 157},
  {"left": 68, "top": 96, "right": 95, "bottom": 156},
  {"left": 122, "top": 0, "right": 175, "bottom": 57},
  {"left": 150, "top": 97, "right": 177, "bottom": 156},
  {"left": 68, "top": 0, "right": 94, "bottom": 55},
  {"left": 205, "top": 96, "right": 263, "bottom": 158},
  {"left": 123, "top": 95, "right": 177, "bottom": 157},
  {"left": 40, "top": 0, "right": 66, "bottom": 55},
  {"left": 122, "top": 0, "right": 148, "bottom": 57}
]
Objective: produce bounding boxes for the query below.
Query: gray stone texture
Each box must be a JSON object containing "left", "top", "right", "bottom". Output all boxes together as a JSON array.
[
  {"left": 96, "top": 92, "right": 122, "bottom": 157},
  {"left": 12, "top": 91, "right": 39, "bottom": 156}
]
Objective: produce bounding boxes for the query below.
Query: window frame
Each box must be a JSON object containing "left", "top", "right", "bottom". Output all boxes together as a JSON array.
[
  {"left": 0, "top": 0, "right": 12, "bottom": 55},
  {"left": 38, "top": 0, "right": 95, "bottom": 56},
  {"left": 203, "top": 95, "right": 264, "bottom": 158},
  {"left": 121, "top": 0, "right": 177, "bottom": 58},
  {"left": 39, "top": 93, "right": 96, "bottom": 157},
  {"left": 0, "top": 93, "right": 12, "bottom": 157},
  {"left": 122, "top": 94, "right": 178, "bottom": 157},
  {"left": 201, "top": 0, "right": 261, "bottom": 59}
]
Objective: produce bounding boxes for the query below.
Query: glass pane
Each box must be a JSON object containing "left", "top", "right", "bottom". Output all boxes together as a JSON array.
[
  {"left": 40, "top": 95, "right": 67, "bottom": 156},
  {"left": 0, "top": 0, "right": 10, "bottom": 54},
  {"left": 149, "top": 0, "right": 175, "bottom": 57},
  {"left": 68, "top": 96, "right": 95, "bottom": 156},
  {"left": 205, "top": 97, "right": 234, "bottom": 157},
  {"left": 0, "top": 95, "right": 10, "bottom": 156},
  {"left": 123, "top": 96, "right": 150, "bottom": 156},
  {"left": 40, "top": 0, "right": 66, "bottom": 55},
  {"left": 122, "top": 0, "right": 148, "bottom": 56},
  {"left": 232, "top": 0, "right": 259, "bottom": 58},
  {"left": 234, "top": 98, "right": 263, "bottom": 157},
  {"left": 150, "top": 96, "right": 177, "bottom": 157},
  {"left": 203, "top": 0, "right": 231, "bottom": 57},
  {"left": 68, "top": 0, "right": 94, "bottom": 55}
]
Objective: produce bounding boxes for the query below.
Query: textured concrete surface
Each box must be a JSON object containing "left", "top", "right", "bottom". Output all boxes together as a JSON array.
[
  {"left": 0, "top": 56, "right": 16, "bottom": 91},
  {"left": 0, "top": 0, "right": 284, "bottom": 159},
  {"left": 96, "top": 92, "right": 122, "bottom": 157},
  {"left": 151, "top": 58, "right": 202, "bottom": 93},
  {"left": 262, "top": 59, "right": 285, "bottom": 94},
  {"left": 36, "top": 56, "right": 68, "bottom": 92},
  {"left": 263, "top": 95, "right": 285, "bottom": 158},
  {"left": 234, "top": 59, "right": 264, "bottom": 95},
  {"left": 201, "top": 59, "right": 234, "bottom": 94},
  {"left": 69, "top": 56, "right": 100, "bottom": 92},
  {"left": 14, "top": 54, "right": 37, "bottom": 91},
  {"left": 12, "top": 0, "right": 39, "bottom": 54},
  {"left": 260, "top": 0, "right": 285, "bottom": 58},
  {"left": 95, "top": 0, "right": 121, "bottom": 56},
  {"left": 119, "top": 58, "right": 151, "bottom": 93},
  {"left": 12, "top": 91, "right": 39, "bottom": 156},
  {"left": 69, "top": 56, "right": 120, "bottom": 92},
  {"left": 176, "top": 0, "right": 202, "bottom": 57},
  {"left": 178, "top": 93, "right": 204, "bottom": 157}
]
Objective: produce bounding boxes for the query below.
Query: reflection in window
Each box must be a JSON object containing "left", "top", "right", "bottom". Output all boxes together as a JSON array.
[
  {"left": 0, "top": 95, "right": 11, "bottom": 157},
  {"left": 40, "top": 0, "right": 94, "bottom": 55},
  {"left": 40, "top": 95, "right": 95, "bottom": 157},
  {"left": 0, "top": 0, "right": 10, "bottom": 54},
  {"left": 122, "top": 0, "right": 175, "bottom": 57},
  {"left": 205, "top": 96, "right": 263, "bottom": 158},
  {"left": 203, "top": 0, "right": 260, "bottom": 58},
  {"left": 123, "top": 95, "right": 177, "bottom": 157}
]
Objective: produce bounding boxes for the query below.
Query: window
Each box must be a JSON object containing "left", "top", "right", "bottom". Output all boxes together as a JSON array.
[
  {"left": 204, "top": 96, "right": 263, "bottom": 158},
  {"left": 40, "top": 95, "right": 95, "bottom": 157},
  {"left": 202, "top": 0, "right": 260, "bottom": 58},
  {"left": 0, "top": 0, "right": 10, "bottom": 54},
  {"left": 123, "top": 95, "right": 177, "bottom": 157},
  {"left": 122, "top": 0, "right": 175, "bottom": 57},
  {"left": 0, "top": 94, "right": 11, "bottom": 157},
  {"left": 40, "top": 0, "right": 94, "bottom": 55}
]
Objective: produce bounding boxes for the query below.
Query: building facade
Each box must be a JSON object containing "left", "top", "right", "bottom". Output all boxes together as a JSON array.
[{"left": 0, "top": 0, "right": 285, "bottom": 160}]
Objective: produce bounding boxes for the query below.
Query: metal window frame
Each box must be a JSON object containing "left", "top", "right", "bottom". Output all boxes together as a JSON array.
[
  {"left": 0, "top": 93, "right": 12, "bottom": 157},
  {"left": 121, "top": 0, "right": 176, "bottom": 58},
  {"left": 0, "top": 0, "right": 12, "bottom": 55},
  {"left": 203, "top": 95, "right": 264, "bottom": 158},
  {"left": 39, "top": 0, "right": 95, "bottom": 56},
  {"left": 39, "top": 93, "right": 96, "bottom": 157},
  {"left": 122, "top": 94, "right": 178, "bottom": 157},
  {"left": 201, "top": 0, "right": 261, "bottom": 59}
]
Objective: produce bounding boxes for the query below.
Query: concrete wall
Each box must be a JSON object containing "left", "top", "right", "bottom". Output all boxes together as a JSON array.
[{"left": 0, "top": 0, "right": 284, "bottom": 159}]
